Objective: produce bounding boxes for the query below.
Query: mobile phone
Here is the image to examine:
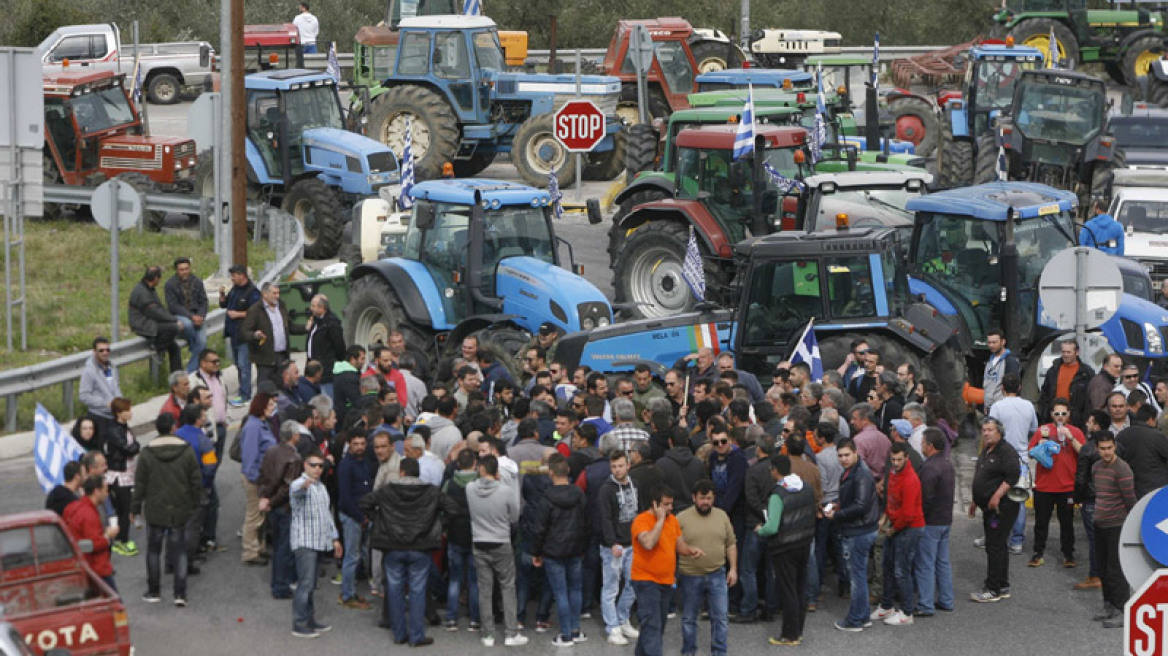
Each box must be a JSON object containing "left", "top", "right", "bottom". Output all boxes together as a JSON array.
[{"left": 823, "top": 503, "right": 834, "bottom": 513}]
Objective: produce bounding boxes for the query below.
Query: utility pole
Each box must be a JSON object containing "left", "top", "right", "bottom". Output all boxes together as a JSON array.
[{"left": 230, "top": 0, "right": 247, "bottom": 267}]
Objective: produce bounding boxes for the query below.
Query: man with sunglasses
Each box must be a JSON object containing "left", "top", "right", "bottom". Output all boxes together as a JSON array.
[
  {"left": 1026, "top": 399, "right": 1085, "bottom": 569},
  {"left": 288, "top": 454, "right": 342, "bottom": 638},
  {"left": 1114, "top": 363, "right": 1161, "bottom": 415},
  {"left": 80, "top": 336, "right": 121, "bottom": 441}
]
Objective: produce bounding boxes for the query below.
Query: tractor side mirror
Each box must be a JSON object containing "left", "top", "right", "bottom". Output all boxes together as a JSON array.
[
  {"left": 200, "top": 44, "right": 212, "bottom": 69},
  {"left": 414, "top": 201, "right": 435, "bottom": 230},
  {"left": 586, "top": 199, "right": 603, "bottom": 225}
]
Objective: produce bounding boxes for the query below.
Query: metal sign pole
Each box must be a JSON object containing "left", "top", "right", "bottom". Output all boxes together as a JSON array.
[
  {"left": 575, "top": 50, "right": 583, "bottom": 203},
  {"left": 110, "top": 180, "right": 120, "bottom": 341},
  {"left": 3, "top": 186, "right": 10, "bottom": 351},
  {"left": 1075, "top": 247, "right": 1088, "bottom": 345},
  {"left": 134, "top": 22, "right": 149, "bottom": 136},
  {"left": 740, "top": 0, "right": 751, "bottom": 50}
]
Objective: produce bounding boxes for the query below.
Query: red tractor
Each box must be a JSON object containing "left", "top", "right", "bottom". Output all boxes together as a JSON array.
[{"left": 42, "top": 70, "right": 197, "bottom": 228}]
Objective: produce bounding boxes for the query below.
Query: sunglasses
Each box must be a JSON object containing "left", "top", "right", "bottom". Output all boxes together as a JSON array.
[
  {"left": 712, "top": 439, "right": 729, "bottom": 446},
  {"left": 781, "top": 428, "right": 793, "bottom": 434},
  {"left": 1124, "top": 374, "right": 1139, "bottom": 379},
  {"left": 621, "top": 390, "right": 635, "bottom": 396},
  {"left": 96, "top": 348, "right": 110, "bottom": 353},
  {"left": 306, "top": 462, "right": 324, "bottom": 469},
  {"left": 1052, "top": 411, "right": 1069, "bottom": 416}
]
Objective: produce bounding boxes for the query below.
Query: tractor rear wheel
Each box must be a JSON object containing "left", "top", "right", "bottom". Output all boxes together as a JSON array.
[
  {"left": 624, "top": 123, "right": 660, "bottom": 178},
  {"left": 369, "top": 86, "right": 460, "bottom": 182},
  {"left": 282, "top": 177, "right": 344, "bottom": 259},
  {"left": 344, "top": 275, "right": 434, "bottom": 365},
  {"left": 608, "top": 188, "right": 669, "bottom": 263},
  {"left": 924, "top": 342, "right": 968, "bottom": 421},
  {"left": 937, "top": 125, "right": 973, "bottom": 189},
  {"left": 1010, "top": 18, "right": 1079, "bottom": 69},
  {"left": 888, "top": 96, "right": 940, "bottom": 158},
  {"left": 1091, "top": 150, "right": 1125, "bottom": 201},
  {"left": 973, "top": 135, "right": 999, "bottom": 184},
  {"left": 690, "top": 40, "right": 744, "bottom": 74},
  {"left": 513, "top": 112, "right": 577, "bottom": 188},
  {"left": 583, "top": 127, "right": 628, "bottom": 182},
  {"left": 1152, "top": 77, "right": 1168, "bottom": 108},
  {"left": 612, "top": 220, "right": 726, "bottom": 319},
  {"left": 116, "top": 172, "right": 165, "bottom": 231},
  {"left": 1122, "top": 34, "right": 1166, "bottom": 87},
  {"left": 453, "top": 152, "right": 497, "bottom": 178},
  {"left": 475, "top": 323, "right": 530, "bottom": 381}
]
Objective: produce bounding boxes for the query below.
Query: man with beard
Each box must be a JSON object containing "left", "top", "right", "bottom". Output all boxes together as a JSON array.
[{"left": 676, "top": 480, "right": 737, "bottom": 656}]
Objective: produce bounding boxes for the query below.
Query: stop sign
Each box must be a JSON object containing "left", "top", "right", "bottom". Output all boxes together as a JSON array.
[
  {"left": 1127, "top": 569, "right": 1168, "bottom": 656},
  {"left": 554, "top": 100, "right": 606, "bottom": 152}
]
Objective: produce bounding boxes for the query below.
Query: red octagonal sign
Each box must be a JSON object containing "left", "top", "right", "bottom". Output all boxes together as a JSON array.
[
  {"left": 1128, "top": 570, "right": 1168, "bottom": 656},
  {"left": 554, "top": 100, "right": 606, "bottom": 153}
]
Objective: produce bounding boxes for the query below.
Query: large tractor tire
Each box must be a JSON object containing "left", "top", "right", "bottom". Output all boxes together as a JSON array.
[
  {"left": 624, "top": 123, "right": 660, "bottom": 178},
  {"left": 887, "top": 96, "right": 940, "bottom": 158},
  {"left": 146, "top": 72, "right": 181, "bottom": 105},
  {"left": 1122, "top": 34, "right": 1166, "bottom": 87},
  {"left": 607, "top": 188, "right": 669, "bottom": 263},
  {"left": 115, "top": 172, "right": 165, "bottom": 232},
  {"left": 819, "top": 333, "right": 926, "bottom": 393},
  {"left": 1010, "top": 18, "right": 1079, "bottom": 69},
  {"left": 475, "top": 323, "right": 530, "bottom": 381},
  {"left": 368, "top": 86, "right": 460, "bottom": 182},
  {"left": 282, "top": 177, "right": 344, "bottom": 260},
  {"left": 583, "top": 127, "right": 628, "bottom": 181},
  {"left": 513, "top": 113, "right": 577, "bottom": 188},
  {"left": 1104, "top": 61, "right": 1128, "bottom": 86},
  {"left": 1091, "top": 150, "right": 1125, "bottom": 201},
  {"left": 452, "top": 152, "right": 497, "bottom": 178},
  {"left": 1152, "top": 77, "right": 1168, "bottom": 108},
  {"left": 40, "top": 154, "right": 65, "bottom": 221},
  {"left": 690, "top": 40, "right": 744, "bottom": 74},
  {"left": 936, "top": 125, "right": 974, "bottom": 189},
  {"left": 344, "top": 275, "right": 434, "bottom": 363},
  {"left": 612, "top": 220, "right": 727, "bottom": 319},
  {"left": 973, "top": 135, "right": 1000, "bottom": 184},
  {"left": 924, "top": 343, "right": 968, "bottom": 420}
]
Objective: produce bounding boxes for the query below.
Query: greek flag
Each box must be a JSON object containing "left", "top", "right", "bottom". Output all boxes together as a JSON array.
[
  {"left": 789, "top": 319, "right": 824, "bottom": 382},
  {"left": 131, "top": 56, "right": 143, "bottom": 103},
  {"left": 1047, "top": 26, "right": 1058, "bottom": 68},
  {"left": 732, "top": 84, "right": 756, "bottom": 161},
  {"left": 399, "top": 117, "right": 415, "bottom": 210},
  {"left": 812, "top": 64, "right": 828, "bottom": 163},
  {"left": 34, "top": 404, "right": 85, "bottom": 494},
  {"left": 871, "top": 33, "right": 880, "bottom": 91},
  {"left": 764, "top": 162, "right": 804, "bottom": 194},
  {"left": 463, "top": 0, "right": 481, "bottom": 16},
  {"left": 997, "top": 127, "right": 1008, "bottom": 181},
  {"left": 682, "top": 225, "right": 706, "bottom": 302},
  {"left": 548, "top": 166, "right": 563, "bottom": 220},
  {"left": 326, "top": 41, "right": 342, "bottom": 83}
]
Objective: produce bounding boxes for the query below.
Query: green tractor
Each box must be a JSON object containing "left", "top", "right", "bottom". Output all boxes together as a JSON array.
[{"left": 994, "top": 0, "right": 1168, "bottom": 86}]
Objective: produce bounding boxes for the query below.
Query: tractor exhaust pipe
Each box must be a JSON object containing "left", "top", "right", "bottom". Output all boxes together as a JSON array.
[
  {"left": 468, "top": 193, "right": 503, "bottom": 311},
  {"left": 865, "top": 83, "right": 880, "bottom": 152}
]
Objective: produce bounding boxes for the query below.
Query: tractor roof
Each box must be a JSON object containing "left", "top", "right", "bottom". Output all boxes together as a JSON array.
[
  {"left": 246, "top": 69, "right": 337, "bottom": 89},
  {"left": 675, "top": 124, "right": 806, "bottom": 150},
  {"left": 398, "top": 15, "right": 497, "bottom": 30},
  {"left": 355, "top": 24, "right": 398, "bottom": 46},
  {"left": 43, "top": 70, "right": 123, "bottom": 94},
  {"left": 244, "top": 23, "right": 300, "bottom": 46},
  {"left": 735, "top": 227, "right": 898, "bottom": 259},
  {"left": 805, "top": 54, "right": 871, "bottom": 67},
  {"left": 1019, "top": 68, "right": 1105, "bottom": 87},
  {"left": 409, "top": 179, "right": 551, "bottom": 207},
  {"left": 804, "top": 169, "right": 932, "bottom": 189},
  {"left": 669, "top": 105, "right": 801, "bottom": 125},
  {"left": 689, "top": 87, "right": 839, "bottom": 109},
  {"left": 615, "top": 17, "right": 693, "bottom": 38},
  {"left": 970, "top": 44, "right": 1044, "bottom": 60},
  {"left": 696, "top": 69, "right": 813, "bottom": 88},
  {"left": 905, "top": 182, "right": 1077, "bottom": 220}
]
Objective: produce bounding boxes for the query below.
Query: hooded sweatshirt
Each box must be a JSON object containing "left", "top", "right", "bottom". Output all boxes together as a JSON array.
[
  {"left": 597, "top": 475, "right": 638, "bottom": 547},
  {"left": 657, "top": 446, "right": 706, "bottom": 514},
  {"left": 419, "top": 414, "right": 462, "bottom": 462},
  {"left": 467, "top": 476, "right": 520, "bottom": 545},
  {"left": 130, "top": 435, "right": 201, "bottom": 528}
]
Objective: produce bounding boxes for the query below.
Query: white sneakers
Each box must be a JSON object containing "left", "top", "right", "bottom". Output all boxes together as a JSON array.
[
  {"left": 883, "top": 610, "right": 914, "bottom": 626},
  {"left": 619, "top": 624, "right": 640, "bottom": 639},
  {"left": 607, "top": 630, "right": 629, "bottom": 645},
  {"left": 504, "top": 634, "right": 529, "bottom": 647},
  {"left": 869, "top": 606, "right": 895, "bottom": 621}
]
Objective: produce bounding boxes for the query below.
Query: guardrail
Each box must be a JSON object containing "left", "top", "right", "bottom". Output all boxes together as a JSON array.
[{"left": 0, "top": 187, "right": 304, "bottom": 433}]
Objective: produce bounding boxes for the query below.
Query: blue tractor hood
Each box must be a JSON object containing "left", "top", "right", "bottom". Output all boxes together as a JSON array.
[
  {"left": 302, "top": 126, "right": 399, "bottom": 194},
  {"left": 1080, "top": 293, "right": 1168, "bottom": 359},
  {"left": 489, "top": 70, "right": 622, "bottom": 98},
  {"left": 696, "top": 68, "right": 814, "bottom": 90},
  {"left": 495, "top": 256, "right": 612, "bottom": 334}
]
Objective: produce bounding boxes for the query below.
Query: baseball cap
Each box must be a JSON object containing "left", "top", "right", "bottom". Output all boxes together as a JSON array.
[
  {"left": 228, "top": 264, "right": 247, "bottom": 275},
  {"left": 890, "top": 419, "right": 913, "bottom": 439},
  {"left": 538, "top": 322, "right": 557, "bottom": 336}
]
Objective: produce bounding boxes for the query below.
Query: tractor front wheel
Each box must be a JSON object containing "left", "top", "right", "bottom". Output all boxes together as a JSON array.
[
  {"left": 282, "top": 178, "right": 344, "bottom": 259},
  {"left": 937, "top": 124, "right": 974, "bottom": 189},
  {"left": 612, "top": 220, "right": 726, "bottom": 319},
  {"left": 887, "top": 96, "right": 940, "bottom": 158},
  {"left": 513, "top": 113, "right": 577, "bottom": 188},
  {"left": 1122, "top": 34, "right": 1166, "bottom": 87},
  {"left": 1010, "top": 18, "right": 1079, "bottom": 69},
  {"left": 344, "top": 275, "right": 434, "bottom": 364},
  {"left": 608, "top": 188, "right": 669, "bottom": 263}
]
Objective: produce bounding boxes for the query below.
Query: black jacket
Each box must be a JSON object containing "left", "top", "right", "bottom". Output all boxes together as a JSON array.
[
  {"left": 1038, "top": 358, "right": 1095, "bottom": 428},
  {"left": 656, "top": 447, "right": 705, "bottom": 514},
  {"left": 103, "top": 421, "right": 140, "bottom": 473},
  {"left": 918, "top": 453, "right": 955, "bottom": 526},
  {"left": 164, "top": 274, "right": 209, "bottom": 320},
  {"left": 361, "top": 477, "right": 454, "bottom": 552},
  {"left": 628, "top": 460, "right": 665, "bottom": 512},
  {"left": 835, "top": 462, "right": 880, "bottom": 537},
  {"left": 767, "top": 483, "right": 816, "bottom": 554},
  {"left": 220, "top": 279, "right": 260, "bottom": 340},
  {"left": 972, "top": 440, "right": 1021, "bottom": 509},
  {"left": 1075, "top": 430, "right": 1126, "bottom": 501},
  {"left": 530, "top": 483, "right": 590, "bottom": 559},
  {"left": 1117, "top": 422, "right": 1168, "bottom": 499},
  {"left": 130, "top": 436, "right": 201, "bottom": 528},
  {"left": 443, "top": 470, "right": 478, "bottom": 547},
  {"left": 581, "top": 459, "right": 611, "bottom": 539},
  {"left": 128, "top": 281, "right": 176, "bottom": 338},
  {"left": 744, "top": 458, "right": 774, "bottom": 529},
  {"left": 305, "top": 311, "right": 346, "bottom": 383},
  {"left": 333, "top": 368, "right": 363, "bottom": 419},
  {"left": 567, "top": 445, "right": 601, "bottom": 483}
]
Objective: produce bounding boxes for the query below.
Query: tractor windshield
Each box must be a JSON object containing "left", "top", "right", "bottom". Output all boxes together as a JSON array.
[
  {"left": 654, "top": 41, "right": 695, "bottom": 95},
  {"left": 283, "top": 84, "right": 345, "bottom": 133},
  {"left": 741, "top": 260, "right": 825, "bottom": 346},
  {"left": 675, "top": 145, "right": 798, "bottom": 234},
  {"left": 1015, "top": 82, "right": 1103, "bottom": 145},
  {"left": 974, "top": 59, "right": 1034, "bottom": 110},
  {"left": 68, "top": 86, "right": 136, "bottom": 135},
  {"left": 472, "top": 30, "right": 506, "bottom": 72}
]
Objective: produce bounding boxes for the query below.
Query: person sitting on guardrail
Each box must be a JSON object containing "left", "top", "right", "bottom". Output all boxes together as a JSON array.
[
  {"left": 164, "top": 258, "right": 209, "bottom": 374},
  {"left": 129, "top": 265, "right": 183, "bottom": 374}
]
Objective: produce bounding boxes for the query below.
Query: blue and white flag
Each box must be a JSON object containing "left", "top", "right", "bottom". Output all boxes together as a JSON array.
[
  {"left": 764, "top": 161, "right": 805, "bottom": 194},
  {"left": 326, "top": 41, "right": 342, "bottom": 83},
  {"left": 463, "top": 0, "right": 481, "bottom": 16},
  {"left": 871, "top": 33, "right": 880, "bottom": 91},
  {"left": 34, "top": 404, "right": 85, "bottom": 494},
  {"left": 682, "top": 225, "right": 706, "bottom": 302},
  {"left": 399, "top": 117, "right": 415, "bottom": 210},
  {"left": 789, "top": 319, "right": 824, "bottom": 382},
  {"left": 1047, "top": 25, "right": 1058, "bottom": 68},
  {"left": 732, "top": 84, "right": 756, "bottom": 161},
  {"left": 131, "top": 56, "right": 143, "bottom": 103},
  {"left": 997, "top": 127, "right": 1008, "bottom": 181},
  {"left": 812, "top": 64, "right": 829, "bottom": 163},
  {"left": 548, "top": 166, "right": 563, "bottom": 220}
]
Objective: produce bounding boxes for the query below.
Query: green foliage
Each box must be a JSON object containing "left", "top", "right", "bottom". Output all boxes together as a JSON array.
[{"left": 1, "top": 0, "right": 100, "bottom": 48}]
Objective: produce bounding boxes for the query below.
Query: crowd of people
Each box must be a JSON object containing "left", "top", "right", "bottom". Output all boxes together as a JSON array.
[{"left": 50, "top": 266, "right": 1163, "bottom": 649}]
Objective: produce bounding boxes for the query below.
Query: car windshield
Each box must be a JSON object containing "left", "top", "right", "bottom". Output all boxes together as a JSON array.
[
  {"left": 473, "top": 30, "right": 505, "bottom": 72},
  {"left": 974, "top": 59, "right": 1034, "bottom": 109},
  {"left": 1111, "top": 118, "right": 1168, "bottom": 149},
  {"left": 811, "top": 186, "right": 917, "bottom": 232},
  {"left": 1122, "top": 270, "right": 1154, "bottom": 301},
  {"left": 1116, "top": 199, "right": 1168, "bottom": 234},
  {"left": 70, "top": 86, "right": 136, "bottom": 134},
  {"left": 1015, "top": 82, "right": 1103, "bottom": 145}
]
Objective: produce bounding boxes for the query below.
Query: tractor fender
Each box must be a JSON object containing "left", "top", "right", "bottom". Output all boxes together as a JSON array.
[
  {"left": 612, "top": 175, "right": 675, "bottom": 208},
  {"left": 349, "top": 259, "right": 442, "bottom": 329},
  {"left": 616, "top": 200, "right": 734, "bottom": 258},
  {"left": 945, "top": 106, "right": 970, "bottom": 139},
  {"left": 886, "top": 90, "right": 938, "bottom": 110},
  {"left": 1118, "top": 28, "right": 1168, "bottom": 56}
]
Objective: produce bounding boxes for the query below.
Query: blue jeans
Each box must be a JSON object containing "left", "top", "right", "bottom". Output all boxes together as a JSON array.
[
  {"left": 1081, "top": 501, "right": 1099, "bottom": 578},
  {"left": 885, "top": 527, "right": 921, "bottom": 614},
  {"left": 840, "top": 530, "right": 877, "bottom": 628},
  {"left": 631, "top": 580, "right": 671, "bottom": 656},
  {"left": 581, "top": 534, "right": 601, "bottom": 614},
  {"left": 517, "top": 550, "right": 552, "bottom": 623},
  {"left": 679, "top": 570, "right": 728, "bottom": 656},
  {"left": 320, "top": 382, "right": 334, "bottom": 400},
  {"left": 339, "top": 514, "right": 365, "bottom": 601},
  {"left": 146, "top": 523, "right": 187, "bottom": 597},
  {"left": 914, "top": 525, "right": 954, "bottom": 613},
  {"left": 176, "top": 315, "right": 207, "bottom": 373},
  {"left": 385, "top": 550, "right": 429, "bottom": 645},
  {"left": 544, "top": 556, "right": 583, "bottom": 640},
  {"left": 292, "top": 548, "right": 320, "bottom": 631},
  {"left": 230, "top": 337, "right": 252, "bottom": 400},
  {"left": 1010, "top": 463, "right": 1028, "bottom": 548},
  {"left": 738, "top": 529, "right": 774, "bottom": 616},
  {"left": 447, "top": 543, "right": 480, "bottom": 623},
  {"left": 302, "top": 43, "right": 318, "bottom": 54},
  {"left": 599, "top": 545, "right": 635, "bottom": 633},
  {"left": 269, "top": 507, "right": 295, "bottom": 597}
]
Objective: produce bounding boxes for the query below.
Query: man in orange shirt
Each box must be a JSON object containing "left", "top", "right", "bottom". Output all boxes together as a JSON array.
[
  {"left": 1037, "top": 339, "right": 1094, "bottom": 429},
  {"left": 631, "top": 486, "right": 704, "bottom": 656}
]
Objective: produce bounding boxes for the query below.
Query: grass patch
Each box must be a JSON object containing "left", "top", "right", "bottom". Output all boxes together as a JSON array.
[{"left": 0, "top": 220, "right": 274, "bottom": 432}]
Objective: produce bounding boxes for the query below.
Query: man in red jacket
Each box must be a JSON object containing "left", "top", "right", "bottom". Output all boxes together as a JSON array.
[
  {"left": 871, "top": 442, "right": 925, "bottom": 626},
  {"left": 1027, "top": 398, "right": 1086, "bottom": 569},
  {"left": 64, "top": 475, "right": 121, "bottom": 593}
]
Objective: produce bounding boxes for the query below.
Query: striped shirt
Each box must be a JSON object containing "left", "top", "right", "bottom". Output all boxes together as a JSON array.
[
  {"left": 1092, "top": 457, "right": 1137, "bottom": 529},
  {"left": 607, "top": 423, "right": 650, "bottom": 454},
  {"left": 290, "top": 474, "right": 338, "bottom": 551}
]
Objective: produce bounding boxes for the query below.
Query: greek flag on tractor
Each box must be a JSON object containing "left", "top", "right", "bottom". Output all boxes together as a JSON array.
[
  {"left": 997, "top": 128, "right": 1008, "bottom": 181},
  {"left": 326, "top": 42, "right": 342, "bottom": 83},
  {"left": 399, "top": 117, "right": 415, "bottom": 210},
  {"left": 732, "top": 85, "right": 756, "bottom": 161},
  {"left": 789, "top": 320, "right": 824, "bottom": 382},
  {"left": 463, "top": 0, "right": 481, "bottom": 16},
  {"left": 871, "top": 34, "right": 880, "bottom": 91},
  {"left": 548, "top": 167, "right": 563, "bottom": 220},
  {"left": 813, "top": 64, "right": 829, "bottom": 163},
  {"left": 682, "top": 226, "right": 706, "bottom": 303},
  {"left": 764, "top": 162, "right": 804, "bottom": 194}
]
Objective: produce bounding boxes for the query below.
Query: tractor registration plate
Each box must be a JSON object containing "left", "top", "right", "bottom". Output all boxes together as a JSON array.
[{"left": 1038, "top": 204, "right": 1060, "bottom": 216}]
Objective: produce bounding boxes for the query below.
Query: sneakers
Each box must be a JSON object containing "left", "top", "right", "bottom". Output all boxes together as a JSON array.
[
  {"left": 412, "top": 637, "right": 435, "bottom": 647},
  {"left": 112, "top": 542, "right": 136, "bottom": 557},
  {"left": 142, "top": 592, "right": 161, "bottom": 603},
  {"left": 313, "top": 623, "right": 332, "bottom": 633},
  {"left": 174, "top": 597, "right": 187, "bottom": 608},
  {"left": 619, "top": 624, "right": 640, "bottom": 639},
  {"left": 535, "top": 621, "right": 551, "bottom": 633},
  {"left": 883, "top": 610, "right": 913, "bottom": 626},
  {"left": 999, "top": 586, "right": 1012, "bottom": 599},
  {"left": 468, "top": 622, "right": 482, "bottom": 633},
  {"left": 1075, "top": 577, "right": 1102, "bottom": 590},
  {"left": 580, "top": 611, "right": 592, "bottom": 620},
  {"left": 1028, "top": 556, "right": 1045, "bottom": 567},
  {"left": 504, "top": 634, "right": 528, "bottom": 647},
  {"left": 339, "top": 595, "right": 371, "bottom": 610},
  {"left": 551, "top": 635, "right": 575, "bottom": 647},
  {"left": 1009, "top": 544, "right": 1023, "bottom": 556},
  {"left": 870, "top": 606, "right": 895, "bottom": 621},
  {"left": 1094, "top": 604, "right": 1120, "bottom": 621},
  {"left": 228, "top": 395, "right": 249, "bottom": 408},
  {"left": 1063, "top": 558, "right": 1078, "bottom": 569},
  {"left": 973, "top": 536, "right": 986, "bottom": 549},
  {"left": 571, "top": 631, "right": 586, "bottom": 643},
  {"left": 291, "top": 628, "right": 319, "bottom": 639},
  {"left": 331, "top": 573, "right": 343, "bottom": 585},
  {"left": 970, "top": 588, "right": 1001, "bottom": 603},
  {"left": 1103, "top": 616, "right": 1125, "bottom": 629},
  {"left": 481, "top": 635, "right": 495, "bottom": 647},
  {"left": 445, "top": 620, "right": 458, "bottom": 632},
  {"left": 768, "top": 636, "right": 803, "bottom": 646},
  {"left": 607, "top": 630, "right": 629, "bottom": 645},
  {"left": 833, "top": 620, "right": 864, "bottom": 632}
]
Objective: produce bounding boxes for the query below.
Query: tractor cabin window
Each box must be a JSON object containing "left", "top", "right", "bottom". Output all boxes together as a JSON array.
[{"left": 741, "top": 260, "right": 823, "bottom": 346}]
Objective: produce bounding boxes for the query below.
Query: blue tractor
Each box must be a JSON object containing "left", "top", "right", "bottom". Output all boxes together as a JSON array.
[
  {"left": 693, "top": 68, "right": 815, "bottom": 92},
  {"left": 196, "top": 69, "right": 400, "bottom": 259},
  {"left": 344, "top": 178, "right": 612, "bottom": 368},
  {"left": 358, "top": 15, "right": 623, "bottom": 187},
  {"left": 934, "top": 43, "right": 1045, "bottom": 188}
]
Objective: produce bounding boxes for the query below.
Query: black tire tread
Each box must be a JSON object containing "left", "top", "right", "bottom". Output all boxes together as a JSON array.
[
  {"left": 282, "top": 177, "right": 344, "bottom": 259},
  {"left": 369, "top": 86, "right": 460, "bottom": 182},
  {"left": 1008, "top": 18, "right": 1080, "bottom": 68},
  {"left": 512, "top": 113, "right": 576, "bottom": 188},
  {"left": 888, "top": 96, "right": 940, "bottom": 158}
]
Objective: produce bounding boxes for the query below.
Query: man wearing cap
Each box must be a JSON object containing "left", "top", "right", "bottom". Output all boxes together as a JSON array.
[
  {"left": 516, "top": 323, "right": 560, "bottom": 377},
  {"left": 219, "top": 265, "right": 261, "bottom": 406}
]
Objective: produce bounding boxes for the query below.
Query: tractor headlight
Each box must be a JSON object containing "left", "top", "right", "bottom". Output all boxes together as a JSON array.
[
  {"left": 597, "top": 317, "right": 610, "bottom": 327},
  {"left": 1145, "top": 322, "right": 1164, "bottom": 354},
  {"left": 577, "top": 302, "right": 611, "bottom": 332},
  {"left": 582, "top": 317, "right": 595, "bottom": 330}
]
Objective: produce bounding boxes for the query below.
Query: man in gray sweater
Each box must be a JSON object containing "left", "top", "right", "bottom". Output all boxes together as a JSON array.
[
  {"left": 79, "top": 336, "right": 121, "bottom": 434},
  {"left": 467, "top": 455, "right": 526, "bottom": 648}
]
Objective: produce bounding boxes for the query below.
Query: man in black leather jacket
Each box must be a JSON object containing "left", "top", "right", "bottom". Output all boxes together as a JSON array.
[{"left": 824, "top": 439, "right": 879, "bottom": 632}]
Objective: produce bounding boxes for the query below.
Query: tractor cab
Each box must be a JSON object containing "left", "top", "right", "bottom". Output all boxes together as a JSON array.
[
  {"left": 961, "top": 44, "right": 1043, "bottom": 135},
  {"left": 604, "top": 18, "right": 699, "bottom": 115},
  {"left": 795, "top": 170, "right": 931, "bottom": 240},
  {"left": 694, "top": 69, "right": 815, "bottom": 93}
]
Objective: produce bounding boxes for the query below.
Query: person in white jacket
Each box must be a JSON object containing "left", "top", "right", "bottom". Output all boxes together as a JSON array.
[{"left": 80, "top": 337, "right": 122, "bottom": 434}]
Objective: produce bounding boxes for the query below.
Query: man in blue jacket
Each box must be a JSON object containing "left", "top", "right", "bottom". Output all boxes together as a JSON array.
[
  {"left": 1079, "top": 198, "right": 1124, "bottom": 256},
  {"left": 337, "top": 432, "right": 375, "bottom": 610},
  {"left": 174, "top": 403, "right": 217, "bottom": 573},
  {"left": 826, "top": 439, "right": 880, "bottom": 632},
  {"left": 218, "top": 265, "right": 261, "bottom": 406}
]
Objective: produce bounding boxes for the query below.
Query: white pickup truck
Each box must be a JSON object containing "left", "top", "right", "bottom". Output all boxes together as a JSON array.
[{"left": 37, "top": 23, "right": 214, "bottom": 105}]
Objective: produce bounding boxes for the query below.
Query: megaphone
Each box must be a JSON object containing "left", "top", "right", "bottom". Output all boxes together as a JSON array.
[{"left": 1007, "top": 470, "right": 1032, "bottom": 504}]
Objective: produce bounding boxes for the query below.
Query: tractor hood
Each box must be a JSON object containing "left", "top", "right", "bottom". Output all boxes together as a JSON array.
[
  {"left": 553, "top": 309, "right": 736, "bottom": 374},
  {"left": 301, "top": 126, "right": 399, "bottom": 192},
  {"left": 489, "top": 71, "right": 622, "bottom": 116},
  {"left": 1084, "top": 294, "right": 1168, "bottom": 360},
  {"left": 496, "top": 256, "right": 612, "bottom": 334}
]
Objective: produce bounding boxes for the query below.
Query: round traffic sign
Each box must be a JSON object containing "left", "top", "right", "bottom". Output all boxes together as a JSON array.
[
  {"left": 554, "top": 100, "right": 606, "bottom": 152},
  {"left": 1141, "top": 487, "right": 1168, "bottom": 568},
  {"left": 1122, "top": 490, "right": 1161, "bottom": 591},
  {"left": 91, "top": 179, "right": 144, "bottom": 231},
  {"left": 1038, "top": 247, "right": 1123, "bottom": 331}
]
